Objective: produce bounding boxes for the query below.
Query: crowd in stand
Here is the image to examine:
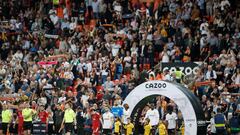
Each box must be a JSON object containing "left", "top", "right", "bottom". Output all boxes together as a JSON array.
[{"left": 0, "top": 0, "right": 239, "bottom": 135}]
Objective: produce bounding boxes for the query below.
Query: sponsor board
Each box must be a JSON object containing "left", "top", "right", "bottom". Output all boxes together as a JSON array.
[{"left": 161, "top": 62, "right": 202, "bottom": 75}]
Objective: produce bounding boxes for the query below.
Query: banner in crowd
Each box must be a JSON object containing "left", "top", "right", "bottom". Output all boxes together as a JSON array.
[
  {"left": 44, "top": 34, "right": 59, "bottom": 39},
  {"left": 37, "top": 61, "right": 58, "bottom": 66},
  {"left": 45, "top": 54, "right": 68, "bottom": 61},
  {"left": 123, "top": 80, "right": 206, "bottom": 135},
  {"left": 161, "top": 62, "right": 202, "bottom": 75}
]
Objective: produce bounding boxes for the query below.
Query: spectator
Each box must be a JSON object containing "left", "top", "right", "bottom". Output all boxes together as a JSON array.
[
  {"left": 103, "top": 77, "right": 114, "bottom": 91},
  {"left": 92, "top": 0, "right": 100, "bottom": 19},
  {"left": 205, "top": 65, "right": 217, "bottom": 80},
  {"left": 174, "top": 67, "right": 184, "bottom": 83}
]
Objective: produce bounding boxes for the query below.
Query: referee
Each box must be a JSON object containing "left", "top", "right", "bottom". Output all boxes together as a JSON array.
[
  {"left": 1, "top": 103, "right": 13, "bottom": 135},
  {"left": 60, "top": 103, "right": 76, "bottom": 135},
  {"left": 22, "top": 102, "right": 36, "bottom": 135}
]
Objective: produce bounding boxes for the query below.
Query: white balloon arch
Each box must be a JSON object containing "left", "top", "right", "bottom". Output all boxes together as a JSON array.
[{"left": 123, "top": 80, "right": 206, "bottom": 135}]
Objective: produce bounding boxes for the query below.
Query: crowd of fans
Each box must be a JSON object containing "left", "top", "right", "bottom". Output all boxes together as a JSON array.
[{"left": 0, "top": 0, "right": 239, "bottom": 135}]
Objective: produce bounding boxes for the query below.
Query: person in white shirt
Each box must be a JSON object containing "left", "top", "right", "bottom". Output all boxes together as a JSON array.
[
  {"left": 169, "top": 1, "right": 178, "bottom": 13},
  {"left": 210, "top": 112, "right": 217, "bottom": 134},
  {"left": 59, "top": 38, "right": 68, "bottom": 52},
  {"left": 0, "top": 66, "right": 6, "bottom": 77},
  {"left": 99, "top": 0, "right": 107, "bottom": 18},
  {"left": 130, "top": 42, "right": 138, "bottom": 57},
  {"left": 81, "top": 92, "right": 90, "bottom": 108},
  {"left": 62, "top": 59, "right": 71, "bottom": 69},
  {"left": 205, "top": 65, "right": 217, "bottom": 80},
  {"left": 101, "top": 63, "right": 109, "bottom": 84},
  {"left": 102, "top": 108, "right": 114, "bottom": 135},
  {"left": 31, "top": 19, "right": 41, "bottom": 31},
  {"left": 69, "top": 18, "right": 77, "bottom": 30},
  {"left": 58, "top": 92, "right": 66, "bottom": 103},
  {"left": 61, "top": 19, "right": 70, "bottom": 30},
  {"left": 64, "top": 69, "right": 74, "bottom": 81},
  {"left": 144, "top": 104, "right": 159, "bottom": 133},
  {"left": 13, "top": 50, "right": 23, "bottom": 61},
  {"left": 77, "top": 60, "right": 86, "bottom": 73},
  {"left": 163, "top": 69, "right": 173, "bottom": 81},
  {"left": 123, "top": 51, "right": 132, "bottom": 73},
  {"left": 69, "top": 41, "right": 78, "bottom": 54},
  {"left": 200, "top": 19, "right": 209, "bottom": 34},
  {"left": 103, "top": 77, "right": 114, "bottom": 91},
  {"left": 111, "top": 43, "right": 121, "bottom": 57},
  {"left": 122, "top": 104, "right": 130, "bottom": 125},
  {"left": 197, "top": 0, "right": 205, "bottom": 11},
  {"left": 161, "top": 47, "right": 170, "bottom": 63},
  {"left": 220, "top": 0, "right": 230, "bottom": 11},
  {"left": 166, "top": 37, "right": 174, "bottom": 50},
  {"left": 63, "top": 6, "right": 69, "bottom": 19},
  {"left": 87, "top": 44, "right": 94, "bottom": 58},
  {"left": 231, "top": 68, "right": 240, "bottom": 85},
  {"left": 86, "top": 60, "right": 92, "bottom": 73},
  {"left": 92, "top": 0, "right": 100, "bottom": 19},
  {"left": 165, "top": 109, "right": 177, "bottom": 135},
  {"left": 50, "top": 12, "right": 59, "bottom": 26}
]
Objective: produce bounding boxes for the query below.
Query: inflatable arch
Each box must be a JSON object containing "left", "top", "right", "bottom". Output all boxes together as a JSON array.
[{"left": 123, "top": 80, "right": 206, "bottom": 135}]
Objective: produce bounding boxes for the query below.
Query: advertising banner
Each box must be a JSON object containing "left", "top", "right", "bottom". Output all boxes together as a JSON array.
[{"left": 161, "top": 62, "right": 202, "bottom": 75}]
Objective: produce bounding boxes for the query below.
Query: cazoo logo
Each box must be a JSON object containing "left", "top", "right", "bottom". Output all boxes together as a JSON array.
[
  {"left": 162, "top": 66, "right": 199, "bottom": 75},
  {"left": 145, "top": 82, "right": 167, "bottom": 89}
]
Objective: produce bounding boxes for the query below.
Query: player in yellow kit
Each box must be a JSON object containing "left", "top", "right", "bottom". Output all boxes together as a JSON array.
[
  {"left": 124, "top": 118, "right": 134, "bottom": 135},
  {"left": 114, "top": 117, "right": 122, "bottom": 135},
  {"left": 158, "top": 120, "right": 168, "bottom": 135},
  {"left": 180, "top": 122, "right": 184, "bottom": 135},
  {"left": 144, "top": 118, "right": 152, "bottom": 135},
  {"left": 1, "top": 103, "right": 13, "bottom": 135}
]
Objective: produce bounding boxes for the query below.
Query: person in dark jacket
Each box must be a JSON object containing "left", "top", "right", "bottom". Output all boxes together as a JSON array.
[
  {"left": 84, "top": 113, "right": 92, "bottom": 135},
  {"left": 229, "top": 112, "right": 240, "bottom": 135},
  {"left": 76, "top": 107, "right": 85, "bottom": 135},
  {"left": 53, "top": 104, "right": 64, "bottom": 135},
  {"left": 214, "top": 108, "right": 227, "bottom": 135}
]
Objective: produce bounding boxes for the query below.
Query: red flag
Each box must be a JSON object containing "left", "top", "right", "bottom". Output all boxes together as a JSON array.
[{"left": 153, "top": 0, "right": 161, "bottom": 12}]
